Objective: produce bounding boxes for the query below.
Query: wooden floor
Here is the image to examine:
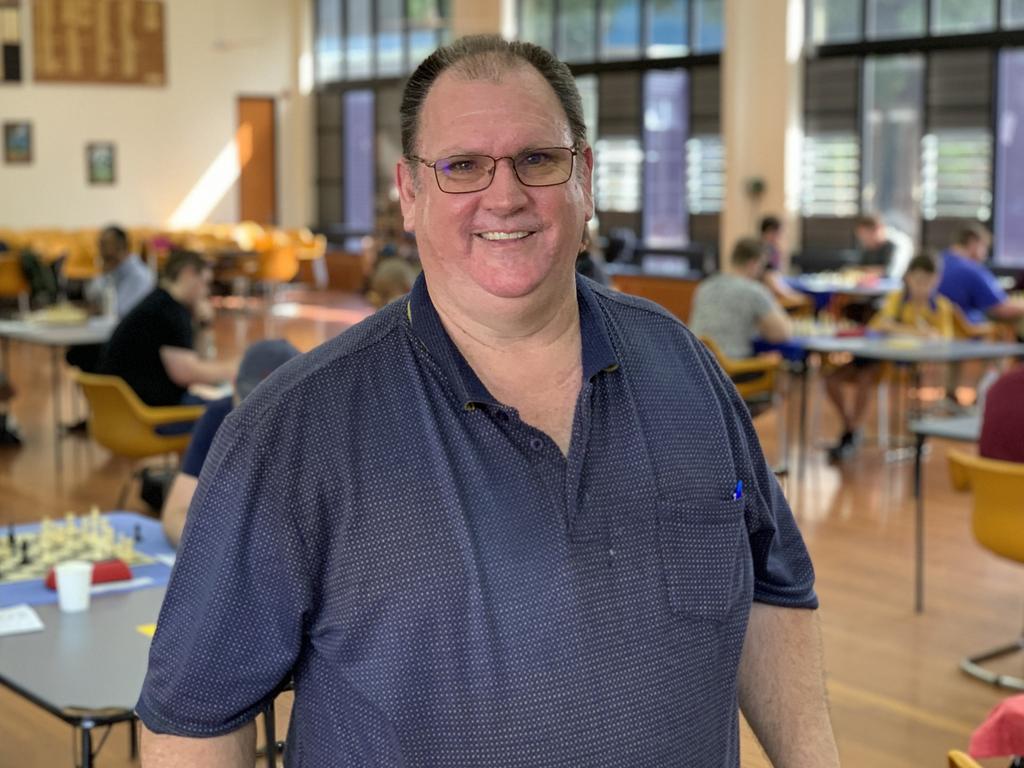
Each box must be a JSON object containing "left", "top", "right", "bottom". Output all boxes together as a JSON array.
[{"left": 1, "top": 289, "right": 1019, "bottom": 768}]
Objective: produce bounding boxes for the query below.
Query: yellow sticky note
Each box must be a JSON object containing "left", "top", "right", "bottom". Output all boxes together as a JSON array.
[{"left": 137, "top": 623, "right": 157, "bottom": 638}]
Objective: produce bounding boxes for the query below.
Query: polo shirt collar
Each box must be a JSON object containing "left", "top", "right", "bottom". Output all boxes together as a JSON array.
[{"left": 406, "top": 273, "right": 620, "bottom": 409}]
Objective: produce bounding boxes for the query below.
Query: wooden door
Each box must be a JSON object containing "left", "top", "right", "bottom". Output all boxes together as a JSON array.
[{"left": 237, "top": 97, "right": 276, "bottom": 224}]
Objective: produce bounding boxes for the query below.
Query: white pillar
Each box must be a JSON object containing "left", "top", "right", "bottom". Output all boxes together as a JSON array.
[{"left": 721, "top": 0, "right": 804, "bottom": 271}]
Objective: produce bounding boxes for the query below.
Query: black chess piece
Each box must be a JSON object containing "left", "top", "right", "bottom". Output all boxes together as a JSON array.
[
  {"left": 134, "top": 524, "right": 142, "bottom": 543},
  {"left": 20, "top": 539, "right": 30, "bottom": 565},
  {"left": 7, "top": 524, "right": 14, "bottom": 551}
]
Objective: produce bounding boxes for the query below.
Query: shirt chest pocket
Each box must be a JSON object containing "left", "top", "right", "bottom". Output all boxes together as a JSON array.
[{"left": 656, "top": 498, "right": 749, "bottom": 622}]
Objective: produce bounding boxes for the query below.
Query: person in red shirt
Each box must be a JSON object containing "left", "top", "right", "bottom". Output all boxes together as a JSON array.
[{"left": 979, "top": 364, "right": 1024, "bottom": 463}]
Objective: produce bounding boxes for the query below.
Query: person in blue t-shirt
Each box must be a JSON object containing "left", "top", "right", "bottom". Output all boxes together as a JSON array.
[
  {"left": 937, "top": 225, "right": 1024, "bottom": 326},
  {"left": 160, "top": 339, "right": 299, "bottom": 547}
]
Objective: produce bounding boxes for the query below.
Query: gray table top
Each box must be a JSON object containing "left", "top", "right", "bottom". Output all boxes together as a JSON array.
[
  {"left": 796, "top": 337, "right": 1024, "bottom": 363},
  {"left": 0, "top": 587, "right": 162, "bottom": 724},
  {"left": 0, "top": 317, "right": 116, "bottom": 347},
  {"left": 908, "top": 414, "right": 981, "bottom": 442}
]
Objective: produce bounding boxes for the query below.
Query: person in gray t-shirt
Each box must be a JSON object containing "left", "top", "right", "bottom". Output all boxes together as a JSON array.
[{"left": 690, "top": 238, "right": 791, "bottom": 358}]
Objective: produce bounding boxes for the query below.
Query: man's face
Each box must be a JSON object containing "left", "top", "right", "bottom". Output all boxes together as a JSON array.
[
  {"left": 99, "top": 231, "right": 125, "bottom": 271},
  {"left": 397, "top": 66, "right": 594, "bottom": 303},
  {"left": 177, "top": 265, "right": 211, "bottom": 309},
  {"left": 854, "top": 225, "right": 881, "bottom": 249},
  {"left": 965, "top": 236, "right": 990, "bottom": 263}
]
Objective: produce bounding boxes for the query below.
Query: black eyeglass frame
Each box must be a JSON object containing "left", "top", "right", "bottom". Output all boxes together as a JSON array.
[{"left": 406, "top": 146, "right": 579, "bottom": 194}]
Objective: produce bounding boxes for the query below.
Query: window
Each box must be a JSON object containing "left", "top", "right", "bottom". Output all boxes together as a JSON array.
[
  {"left": 408, "top": 0, "right": 440, "bottom": 70},
  {"left": 315, "top": 0, "right": 343, "bottom": 84},
  {"left": 576, "top": 74, "right": 599, "bottom": 147},
  {"left": 376, "top": 0, "right": 404, "bottom": 77},
  {"left": 803, "top": 59, "right": 861, "bottom": 219},
  {"left": 922, "top": 50, "right": 992, "bottom": 236},
  {"left": 693, "top": 0, "right": 724, "bottom": 53},
  {"left": 995, "top": 49, "right": 1024, "bottom": 267},
  {"left": 809, "top": 0, "right": 863, "bottom": 44},
  {"left": 866, "top": 0, "right": 925, "bottom": 39},
  {"left": 558, "top": 0, "right": 597, "bottom": 63},
  {"left": 596, "top": 72, "right": 642, "bottom": 215},
  {"left": 931, "top": 0, "right": 995, "bottom": 34},
  {"left": 520, "top": 0, "right": 555, "bottom": 51},
  {"left": 316, "top": 92, "right": 343, "bottom": 225},
  {"left": 600, "top": 0, "right": 641, "bottom": 61},
  {"left": 346, "top": 0, "right": 372, "bottom": 80},
  {"left": 1005, "top": 0, "right": 1024, "bottom": 27},
  {"left": 647, "top": 0, "right": 688, "bottom": 58},
  {"left": 343, "top": 90, "right": 375, "bottom": 249},
  {"left": 686, "top": 135, "right": 724, "bottom": 213},
  {"left": 643, "top": 70, "right": 689, "bottom": 247},
  {"left": 862, "top": 54, "right": 925, "bottom": 242}
]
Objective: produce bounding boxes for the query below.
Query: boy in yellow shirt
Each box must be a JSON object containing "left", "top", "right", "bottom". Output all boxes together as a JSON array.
[{"left": 825, "top": 253, "right": 954, "bottom": 462}]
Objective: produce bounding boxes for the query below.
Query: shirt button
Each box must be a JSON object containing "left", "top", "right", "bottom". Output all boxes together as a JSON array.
[{"left": 529, "top": 437, "right": 544, "bottom": 451}]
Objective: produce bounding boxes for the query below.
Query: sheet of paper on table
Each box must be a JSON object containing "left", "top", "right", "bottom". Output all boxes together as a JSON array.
[{"left": 0, "top": 603, "right": 45, "bottom": 636}]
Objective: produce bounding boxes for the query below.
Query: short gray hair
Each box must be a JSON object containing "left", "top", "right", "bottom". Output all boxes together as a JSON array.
[{"left": 400, "top": 35, "right": 587, "bottom": 158}]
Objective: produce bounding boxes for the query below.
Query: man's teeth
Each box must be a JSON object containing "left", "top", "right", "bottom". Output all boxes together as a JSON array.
[{"left": 478, "top": 231, "right": 530, "bottom": 241}]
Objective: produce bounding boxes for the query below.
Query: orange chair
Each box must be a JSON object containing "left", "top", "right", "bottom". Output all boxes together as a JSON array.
[
  {"left": 74, "top": 371, "right": 205, "bottom": 507},
  {"left": 698, "top": 336, "right": 781, "bottom": 406},
  {"left": 948, "top": 449, "right": 1024, "bottom": 690},
  {"left": 947, "top": 750, "right": 984, "bottom": 768}
]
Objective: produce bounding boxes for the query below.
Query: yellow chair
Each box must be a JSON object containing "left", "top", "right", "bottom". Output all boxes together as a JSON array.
[
  {"left": 0, "top": 253, "right": 30, "bottom": 314},
  {"left": 948, "top": 449, "right": 1024, "bottom": 690},
  {"left": 947, "top": 750, "right": 984, "bottom": 768},
  {"left": 74, "top": 371, "right": 205, "bottom": 507},
  {"left": 698, "top": 335, "right": 781, "bottom": 405}
]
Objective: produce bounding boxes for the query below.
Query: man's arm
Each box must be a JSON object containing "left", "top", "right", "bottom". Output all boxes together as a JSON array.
[
  {"left": 987, "top": 298, "right": 1024, "bottom": 321},
  {"left": 737, "top": 603, "right": 840, "bottom": 767},
  {"left": 757, "top": 309, "right": 792, "bottom": 344},
  {"left": 160, "top": 346, "right": 236, "bottom": 388},
  {"left": 161, "top": 472, "right": 198, "bottom": 548},
  {"left": 140, "top": 721, "right": 255, "bottom": 767}
]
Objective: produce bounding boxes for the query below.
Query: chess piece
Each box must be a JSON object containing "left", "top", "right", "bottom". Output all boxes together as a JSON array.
[
  {"left": 20, "top": 539, "right": 30, "bottom": 565},
  {"left": 134, "top": 524, "right": 142, "bottom": 543},
  {"left": 7, "top": 524, "right": 14, "bottom": 551}
]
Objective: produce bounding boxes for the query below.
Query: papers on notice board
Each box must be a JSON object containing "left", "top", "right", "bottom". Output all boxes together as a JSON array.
[{"left": 0, "top": 603, "right": 45, "bottom": 637}]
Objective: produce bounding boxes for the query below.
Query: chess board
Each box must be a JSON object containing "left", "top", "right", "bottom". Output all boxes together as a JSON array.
[{"left": 0, "top": 508, "right": 155, "bottom": 585}]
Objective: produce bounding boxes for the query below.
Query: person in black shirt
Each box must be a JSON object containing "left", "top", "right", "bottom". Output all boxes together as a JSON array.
[{"left": 98, "top": 250, "right": 235, "bottom": 406}]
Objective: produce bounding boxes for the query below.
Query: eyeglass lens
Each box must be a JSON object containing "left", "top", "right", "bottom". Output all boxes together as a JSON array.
[{"left": 433, "top": 148, "right": 574, "bottom": 192}]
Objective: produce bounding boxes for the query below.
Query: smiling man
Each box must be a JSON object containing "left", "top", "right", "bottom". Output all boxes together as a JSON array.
[{"left": 138, "top": 36, "right": 839, "bottom": 767}]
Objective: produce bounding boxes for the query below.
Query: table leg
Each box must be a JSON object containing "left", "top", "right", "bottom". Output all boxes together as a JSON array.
[
  {"left": 263, "top": 700, "right": 278, "bottom": 767},
  {"left": 52, "top": 346, "right": 62, "bottom": 475},
  {"left": 81, "top": 723, "right": 94, "bottom": 768},
  {"left": 914, "top": 432, "right": 926, "bottom": 614},
  {"left": 798, "top": 360, "right": 809, "bottom": 479}
]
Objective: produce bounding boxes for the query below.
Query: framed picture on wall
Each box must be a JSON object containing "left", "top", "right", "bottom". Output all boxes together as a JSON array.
[
  {"left": 86, "top": 142, "right": 115, "bottom": 184},
  {"left": 3, "top": 122, "right": 31, "bottom": 164}
]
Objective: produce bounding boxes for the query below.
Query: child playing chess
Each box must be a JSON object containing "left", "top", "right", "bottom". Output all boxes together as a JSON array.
[{"left": 824, "top": 252, "right": 954, "bottom": 462}]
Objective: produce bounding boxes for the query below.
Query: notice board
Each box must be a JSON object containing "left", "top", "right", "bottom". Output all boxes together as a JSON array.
[{"left": 33, "top": 0, "right": 166, "bottom": 85}]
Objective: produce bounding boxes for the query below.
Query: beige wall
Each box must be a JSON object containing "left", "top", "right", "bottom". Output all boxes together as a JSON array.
[
  {"left": 722, "top": 0, "right": 804, "bottom": 269},
  {"left": 0, "top": 0, "right": 312, "bottom": 230}
]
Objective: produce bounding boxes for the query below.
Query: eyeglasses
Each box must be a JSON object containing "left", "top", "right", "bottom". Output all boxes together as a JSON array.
[{"left": 407, "top": 146, "right": 578, "bottom": 194}]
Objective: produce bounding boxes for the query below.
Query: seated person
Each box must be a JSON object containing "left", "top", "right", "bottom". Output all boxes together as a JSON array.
[
  {"left": 162, "top": 339, "right": 300, "bottom": 547},
  {"left": 98, "top": 249, "right": 235, "bottom": 407},
  {"left": 824, "top": 252, "right": 954, "bottom": 462},
  {"left": 689, "top": 237, "right": 791, "bottom": 358},
  {"left": 937, "top": 225, "right": 1024, "bottom": 325},
  {"left": 854, "top": 214, "right": 913, "bottom": 280},
  {"left": 979, "top": 364, "right": 1024, "bottom": 463},
  {"left": 759, "top": 215, "right": 804, "bottom": 304},
  {"left": 365, "top": 256, "right": 420, "bottom": 309}
]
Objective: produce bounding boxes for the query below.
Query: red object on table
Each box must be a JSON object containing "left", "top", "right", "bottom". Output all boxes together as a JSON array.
[
  {"left": 970, "top": 694, "right": 1024, "bottom": 758},
  {"left": 43, "top": 558, "right": 132, "bottom": 590}
]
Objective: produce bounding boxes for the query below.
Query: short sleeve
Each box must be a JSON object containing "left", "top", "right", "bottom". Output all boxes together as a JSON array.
[
  {"left": 937, "top": 298, "right": 955, "bottom": 339},
  {"left": 750, "top": 283, "right": 778, "bottom": 321},
  {"left": 870, "top": 291, "right": 901, "bottom": 328},
  {"left": 971, "top": 269, "right": 1008, "bottom": 314},
  {"left": 693, "top": 338, "right": 818, "bottom": 609},
  {"left": 180, "top": 397, "right": 233, "bottom": 477},
  {"left": 136, "top": 409, "right": 314, "bottom": 737}
]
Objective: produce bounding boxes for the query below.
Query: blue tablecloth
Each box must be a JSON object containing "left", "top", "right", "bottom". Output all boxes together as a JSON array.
[{"left": 0, "top": 512, "right": 174, "bottom": 608}]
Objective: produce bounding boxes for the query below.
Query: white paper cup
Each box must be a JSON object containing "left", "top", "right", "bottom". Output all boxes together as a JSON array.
[{"left": 55, "top": 560, "right": 94, "bottom": 613}]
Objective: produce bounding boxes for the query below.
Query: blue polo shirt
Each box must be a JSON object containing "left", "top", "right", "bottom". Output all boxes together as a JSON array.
[
  {"left": 937, "top": 250, "right": 1007, "bottom": 324},
  {"left": 137, "top": 274, "right": 817, "bottom": 767}
]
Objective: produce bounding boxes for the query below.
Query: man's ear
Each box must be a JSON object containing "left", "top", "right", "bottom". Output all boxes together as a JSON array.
[
  {"left": 396, "top": 159, "right": 418, "bottom": 234},
  {"left": 581, "top": 144, "right": 595, "bottom": 222}
]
